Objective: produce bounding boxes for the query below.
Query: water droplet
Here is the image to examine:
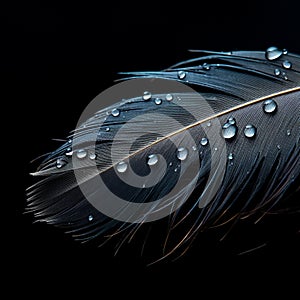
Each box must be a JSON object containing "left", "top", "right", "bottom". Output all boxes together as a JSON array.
[
  {"left": 265, "top": 46, "right": 283, "bottom": 61},
  {"left": 154, "top": 98, "right": 162, "bottom": 105},
  {"left": 116, "top": 161, "right": 128, "bottom": 173},
  {"left": 207, "top": 121, "right": 211, "bottom": 127},
  {"left": 274, "top": 68, "right": 281, "bottom": 76},
  {"left": 244, "top": 124, "right": 257, "bottom": 138},
  {"left": 174, "top": 168, "right": 178, "bottom": 172},
  {"left": 282, "top": 60, "right": 292, "bottom": 69},
  {"left": 111, "top": 108, "right": 120, "bottom": 117},
  {"left": 222, "top": 123, "right": 237, "bottom": 139},
  {"left": 287, "top": 129, "right": 291, "bottom": 136},
  {"left": 177, "top": 147, "right": 188, "bottom": 161},
  {"left": 263, "top": 99, "right": 277, "bottom": 114},
  {"left": 165, "top": 94, "right": 173, "bottom": 101},
  {"left": 228, "top": 153, "right": 234, "bottom": 160},
  {"left": 76, "top": 149, "right": 87, "bottom": 159},
  {"left": 277, "top": 144, "right": 281, "bottom": 150},
  {"left": 283, "top": 49, "right": 288, "bottom": 55},
  {"left": 147, "top": 154, "right": 158, "bottom": 166},
  {"left": 214, "top": 147, "right": 218, "bottom": 151},
  {"left": 177, "top": 70, "right": 186, "bottom": 79},
  {"left": 143, "top": 91, "right": 152, "bottom": 101},
  {"left": 228, "top": 116, "right": 236, "bottom": 125},
  {"left": 88, "top": 215, "right": 93, "bottom": 221},
  {"left": 89, "top": 152, "right": 96, "bottom": 160},
  {"left": 105, "top": 127, "right": 110, "bottom": 132},
  {"left": 65, "top": 147, "right": 73, "bottom": 156},
  {"left": 200, "top": 137, "right": 208, "bottom": 146},
  {"left": 68, "top": 139, "right": 72, "bottom": 144},
  {"left": 169, "top": 162, "right": 173, "bottom": 167},
  {"left": 56, "top": 158, "right": 67, "bottom": 169},
  {"left": 202, "top": 63, "right": 210, "bottom": 70},
  {"left": 192, "top": 145, "right": 197, "bottom": 151},
  {"left": 142, "top": 184, "right": 146, "bottom": 188}
]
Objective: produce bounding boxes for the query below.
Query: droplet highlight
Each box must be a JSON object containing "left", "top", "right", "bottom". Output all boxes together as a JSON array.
[
  {"left": 200, "top": 137, "right": 208, "bottom": 146},
  {"left": 116, "top": 161, "right": 128, "bottom": 173},
  {"left": 143, "top": 91, "right": 152, "bottom": 101},
  {"left": 154, "top": 98, "right": 162, "bottom": 105},
  {"left": 177, "top": 147, "right": 188, "bottom": 161},
  {"left": 177, "top": 70, "right": 186, "bottom": 79},
  {"left": 111, "top": 108, "right": 120, "bottom": 117},
  {"left": 76, "top": 149, "right": 87, "bottom": 159},
  {"left": 282, "top": 60, "right": 292, "bottom": 69},
  {"left": 165, "top": 94, "right": 173, "bottom": 101},
  {"left": 265, "top": 46, "right": 283, "bottom": 61},
  {"left": 244, "top": 124, "right": 257, "bottom": 138},
  {"left": 147, "top": 154, "right": 159, "bottom": 166},
  {"left": 263, "top": 99, "right": 277, "bottom": 114}
]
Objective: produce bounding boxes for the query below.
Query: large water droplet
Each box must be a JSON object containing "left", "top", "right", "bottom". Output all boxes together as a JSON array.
[
  {"left": 116, "top": 161, "right": 128, "bottom": 173},
  {"left": 88, "top": 215, "right": 93, "bottom": 221},
  {"left": 222, "top": 123, "right": 237, "bottom": 139},
  {"left": 282, "top": 60, "right": 292, "bottom": 69},
  {"left": 274, "top": 68, "right": 281, "bottom": 76},
  {"left": 177, "top": 70, "right": 186, "bottom": 79},
  {"left": 147, "top": 154, "right": 159, "bottom": 166},
  {"left": 177, "top": 147, "right": 188, "bottom": 161},
  {"left": 165, "top": 94, "right": 173, "bottom": 101},
  {"left": 263, "top": 99, "right": 277, "bottom": 114},
  {"left": 265, "top": 47, "right": 283, "bottom": 61},
  {"left": 111, "top": 108, "right": 120, "bottom": 117},
  {"left": 56, "top": 158, "right": 67, "bottom": 169},
  {"left": 154, "top": 98, "right": 162, "bottom": 105},
  {"left": 200, "top": 137, "right": 208, "bottom": 146},
  {"left": 244, "top": 124, "right": 257, "bottom": 138},
  {"left": 143, "top": 91, "right": 152, "bottom": 101},
  {"left": 76, "top": 149, "right": 87, "bottom": 159}
]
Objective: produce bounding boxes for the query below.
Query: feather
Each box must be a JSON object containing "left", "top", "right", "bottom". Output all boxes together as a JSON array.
[{"left": 26, "top": 47, "right": 300, "bottom": 259}]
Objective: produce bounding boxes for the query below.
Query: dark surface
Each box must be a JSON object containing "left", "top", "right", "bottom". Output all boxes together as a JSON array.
[{"left": 4, "top": 1, "right": 299, "bottom": 297}]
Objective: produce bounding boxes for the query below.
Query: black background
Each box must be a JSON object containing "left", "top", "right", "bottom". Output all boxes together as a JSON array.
[{"left": 4, "top": 0, "right": 300, "bottom": 297}]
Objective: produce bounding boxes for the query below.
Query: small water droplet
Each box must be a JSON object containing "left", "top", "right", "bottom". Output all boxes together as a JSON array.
[
  {"left": 111, "top": 108, "right": 120, "bottom": 117},
  {"left": 105, "top": 127, "right": 110, "bottom": 132},
  {"left": 56, "top": 158, "right": 67, "bottom": 169},
  {"left": 200, "top": 137, "right": 208, "bottom": 146},
  {"left": 282, "top": 60, "right": 292, "bottom": 69},
  {"left": 287, "top": 129, "right": 291, "bottom": 136},
  {"left": 244, "top": 124, "right": 257, "bottom": 138},
  {"left": 147, "top": 154, "right": 159, "bottom": 166},
  {"left": 169, "top": 162, "right": 173, "bottom": 167},
  {"left": 228, "top": 153, "right": 234, "bottom": 160},
  {"left": 65, "top": 147, "right": 73, "bottom": 156},
  {"left": 274, "top": 68, "right": 281, "bottom": 76},
  {"left": 165, "top": 94, "right": 173, "bottom": 101},
  {"left": 89, "top": 152, "right": 96, "bottom": 160},
  {"left": 76, "top": 149, "right": 87, "bottom": 159},
  {"left": 222, "top": 123, "right": 237, "bottom": 139},
  {"left": 68, "top": 139, "right": 72, "bottom": 144},
  {"left": 277, "top": 144, "right": 281, "bottom": 150},
  {"left": 228, "top": 116, "right": 236, "bottom": 125},
  {"left": 192, "top": 145, "right": 197, "bottom": 151},
  {"left": 202, "top": 63, "right": 210, "bottom": 70},
  {"left": 88, "top": 215, "right": 93, "bottom": 221},
  {"left": 265, "top": 46, "right": 283, "bottom": 61},
  {"left": 177, "top": 147, "right": 188, "bottom": 161},
  {"left": 142, "top": 184, "right": 146, "bottom": 188},
  {"left": 116, "top": 161, "right": 128, "bottom": 173},
  {"left": 143, "top": 91, "right": 152, "bottom": 101},
  {"left": 263, "top": 99, "right": 277, "bottom": 114},
  {"left": 174, "top": 168, "right": 178, "bottom": 172},
  {"left": 154, "top": 98, "right": 162, "bottom": 105},
  {"left": 214, "top": 147, "right": 218, "bottom": 151},
  {"left": 177, "top": 70, "right": 186, "bottom": 79},
  {"left": 207, "top": 121, "right": 211, "bottom": 127},
  {"left": 283, "top": 49, "right": 288, "bottom": 55}
]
